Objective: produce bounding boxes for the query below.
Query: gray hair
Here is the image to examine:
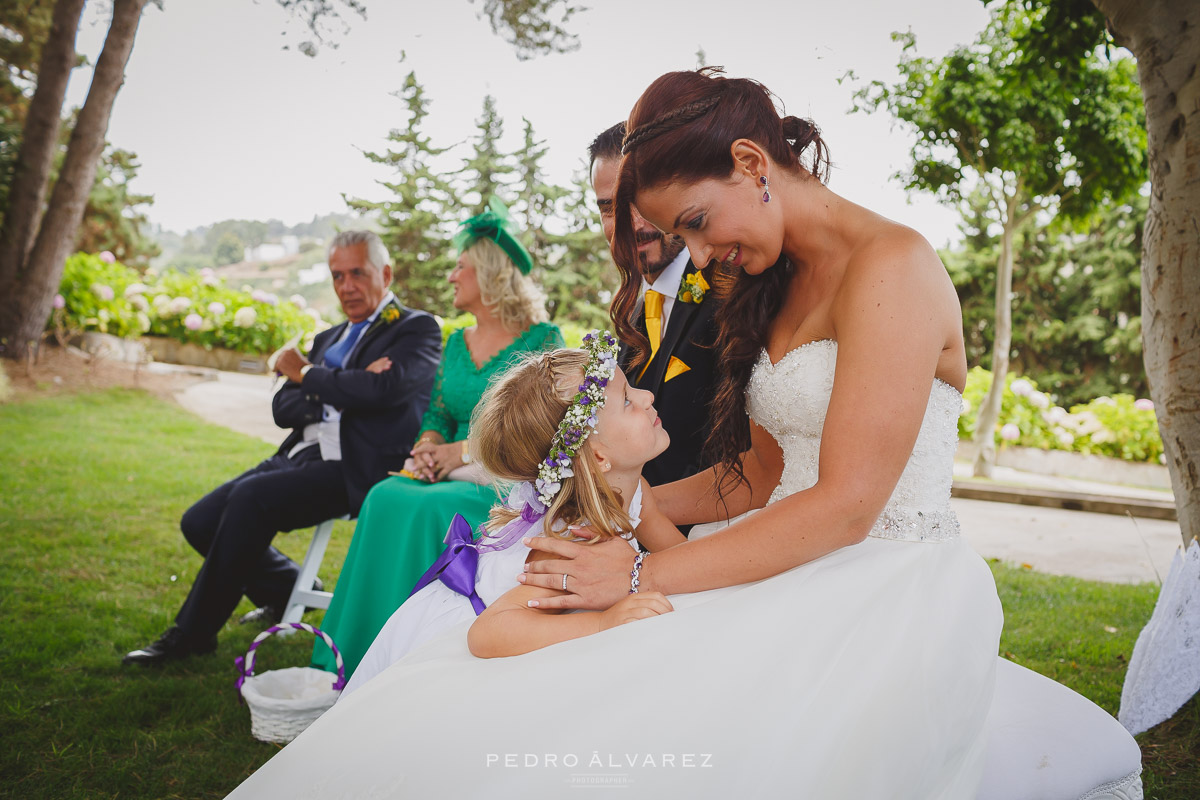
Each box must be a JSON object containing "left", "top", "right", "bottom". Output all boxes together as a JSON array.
[{"left": 327, "top": 230, "right": 391, "bottom": 273}]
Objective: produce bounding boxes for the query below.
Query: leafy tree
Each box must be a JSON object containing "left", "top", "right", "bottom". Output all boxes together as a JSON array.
[
  {"left": 946, "top": 191, "right": 1147, "bottom": 407},
  {"left": 203, "top": 219, "right": 268, "bottom": 255},
  {"left": 213, "top": 230, "right": 245, "bottom": 266},
  {"left": 467, "top": 0, "right": 582, "bottom": 61},
  {"left": 0, "top": 0, "right": 588, "bottom": 361},
  {"left": 346, "top": 71, "right": 459, "bottom": 313},
  {"left": 1042, "top": 0, "right": 1200, "bottom": 546},
  {"left": 2, "top": 2, "right": 156, "bottom": 265},
  {"left": 76, "top": 146, "right": 160, "bottom": 266},
  {"left": 852, "top": 3, "right": 1146, "bottom": 476}
]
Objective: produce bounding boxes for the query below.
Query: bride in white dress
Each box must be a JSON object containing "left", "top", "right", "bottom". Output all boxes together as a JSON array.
[{"left": 228, "top": 68, "right": 1002, "bottom": 799}]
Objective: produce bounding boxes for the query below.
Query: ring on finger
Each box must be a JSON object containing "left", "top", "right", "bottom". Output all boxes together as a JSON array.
[{"left": 561, "top": 573, "right": 569, "bottom": 591}]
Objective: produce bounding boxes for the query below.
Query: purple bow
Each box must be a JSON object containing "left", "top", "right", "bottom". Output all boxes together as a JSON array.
[{"left": 408, "top": 514, "right": 486, "bottom": 615}]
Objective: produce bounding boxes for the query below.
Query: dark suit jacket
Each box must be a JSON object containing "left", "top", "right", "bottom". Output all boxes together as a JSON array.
[
  {"left": 619, "top": 260, "right": 721, "bottom": 488},
  {"left": 272, "top": 299, "right": 442, "bottom": 514}
]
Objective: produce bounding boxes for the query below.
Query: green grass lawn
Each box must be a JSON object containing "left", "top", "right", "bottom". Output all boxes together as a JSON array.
[{"left": 0, "top": 388, "right": 1196, "bottom": 799}]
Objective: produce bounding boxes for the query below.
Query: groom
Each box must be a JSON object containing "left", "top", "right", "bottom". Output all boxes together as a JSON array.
[
  {"left": 589, "top": 122, "right": 722, "bottom": 490},
  {"left": 124, "top": 230, "right": 442, "bottom": 665}
]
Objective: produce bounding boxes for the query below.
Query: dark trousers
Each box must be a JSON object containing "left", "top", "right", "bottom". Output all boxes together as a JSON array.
[{"left": 175, "top": 446, "right": 350, "bottom": 640}]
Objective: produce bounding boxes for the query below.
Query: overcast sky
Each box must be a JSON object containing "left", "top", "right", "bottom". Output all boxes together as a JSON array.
[{"left": 65, "top": 0, "right": 991, "bottom": 247}]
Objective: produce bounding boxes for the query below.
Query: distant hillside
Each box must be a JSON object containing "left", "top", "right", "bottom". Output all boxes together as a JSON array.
[
  {"left": 151, "top": 211, "right": 377, "bottom": 273},
  {"left": 149, "top": 211, "right": 380, "bottom": 321}
]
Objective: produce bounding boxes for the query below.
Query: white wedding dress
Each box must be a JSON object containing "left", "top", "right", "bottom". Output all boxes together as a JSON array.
[{"left": 229, "top": 339, "right": 1003, "bottom": 799}]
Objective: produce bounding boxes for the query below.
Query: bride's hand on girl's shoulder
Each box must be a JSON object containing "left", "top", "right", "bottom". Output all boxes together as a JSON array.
[
  {"left": 521, "top": 536, "right": 634, "bottom": 610},
  {"left": 599, "top": 592, "right": 673, "bottom": 631}
]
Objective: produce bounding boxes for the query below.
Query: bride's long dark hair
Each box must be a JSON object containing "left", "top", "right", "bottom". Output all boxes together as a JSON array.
[{"left": 614, "top": 67, "right": 831, "bottom": 495}]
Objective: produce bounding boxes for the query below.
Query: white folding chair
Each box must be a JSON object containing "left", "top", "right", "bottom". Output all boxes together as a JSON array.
[{"left": 281, "top": 516, "right": 348, "bottom": 625}]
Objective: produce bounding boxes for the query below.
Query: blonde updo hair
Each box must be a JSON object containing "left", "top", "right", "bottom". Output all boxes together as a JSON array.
[
  {"left": 463, "top": 237, "right": 549, "bottom": 333},
  {"left": 469, "top": 348, "right": 632, "bottom": 541}
]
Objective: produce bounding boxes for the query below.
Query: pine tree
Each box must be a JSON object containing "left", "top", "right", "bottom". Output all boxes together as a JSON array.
[
  {"left": 458, "top": 94, "right": 513, "bottom": 214},
  {"left": 510, "top": 117, "right": 564, "bottom": 269},
  {"left": 346, "top": 71, "right": 459, "bottom": 314},
  {"left": 537, "top": 169, "right": 614, "bottom": 329}
]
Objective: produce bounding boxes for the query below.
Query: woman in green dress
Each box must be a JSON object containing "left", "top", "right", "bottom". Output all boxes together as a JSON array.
[{"left": 314, "top": 201, "right": 563, "bottom": 676}]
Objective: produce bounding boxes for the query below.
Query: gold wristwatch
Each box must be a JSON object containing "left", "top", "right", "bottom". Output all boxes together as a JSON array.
[{"left": 461, "top": 439, "right": 471, "bottom": 464}]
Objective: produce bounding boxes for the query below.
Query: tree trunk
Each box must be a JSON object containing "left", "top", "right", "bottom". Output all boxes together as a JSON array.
[
  {"left": 972, "top": 194, "right": 1019, "bottom": 478},
  {"left": 1095, "top": 0, "right": 1200, "bottom": 547},
  {"left": 0, "top": 0, "right": 147, "bottom": 361},
  {"left": 0, "top": 0, "right": 86, "bottom": 293}
]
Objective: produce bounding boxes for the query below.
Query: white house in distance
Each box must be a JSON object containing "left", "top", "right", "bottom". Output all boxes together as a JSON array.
[{"left": 243, "top": 235, "right": 300, "bottom": 263}]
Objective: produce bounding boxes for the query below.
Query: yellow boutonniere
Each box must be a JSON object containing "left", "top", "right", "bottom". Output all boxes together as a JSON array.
[
  {"left": 381, "top": 306, "right": 400, "bottom": 323},
  {"left": 677, "top": 271, "right": 710, "bottom": 304}
]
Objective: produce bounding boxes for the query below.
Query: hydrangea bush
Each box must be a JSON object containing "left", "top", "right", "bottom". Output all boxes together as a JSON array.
[
  {"left": 53, "top": 253, "right": 322, "bottom": 355},
  {"left": 958, "top": 367, "right": 1163, "bottom": 464}
]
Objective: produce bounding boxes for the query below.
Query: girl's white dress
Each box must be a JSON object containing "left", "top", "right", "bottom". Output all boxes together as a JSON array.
[
  {"left": 229, "top": 340, "right": 1003, "bottom": 799},
  {"left": 342, "top": 485, "right": 645, "bottom": 698}
]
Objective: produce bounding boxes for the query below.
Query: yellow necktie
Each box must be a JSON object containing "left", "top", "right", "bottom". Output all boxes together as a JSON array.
[{"left": 640, "top": 290, "right": 664, "bottom": 379}]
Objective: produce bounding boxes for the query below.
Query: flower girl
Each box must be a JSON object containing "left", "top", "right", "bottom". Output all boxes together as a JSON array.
[{"left": 340, "top": 331, "right": 684, "bottom": 697}]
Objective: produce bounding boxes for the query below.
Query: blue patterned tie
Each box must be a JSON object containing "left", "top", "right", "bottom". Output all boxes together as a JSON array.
[{"left": 322, "top": 319, "right": 371, "bottom": 369}]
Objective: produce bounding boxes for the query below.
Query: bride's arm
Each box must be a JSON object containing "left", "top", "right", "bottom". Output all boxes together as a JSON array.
[
  {"left": 651, "top": 421, "right": 783, "bottom": 525},
  {"left": 468, "top": 551, "right": 672, "bottom": 658},
  {"left": 521, "top": 230, "right": 961, "bottom": 606}
]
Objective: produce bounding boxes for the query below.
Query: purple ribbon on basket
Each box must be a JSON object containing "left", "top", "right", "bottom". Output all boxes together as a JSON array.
[
  {"left": 407, "top": 484, "right": 547, "bottom": 616},
  {"left": 235, "top": 622, "right": 346, "bottom": 699}
]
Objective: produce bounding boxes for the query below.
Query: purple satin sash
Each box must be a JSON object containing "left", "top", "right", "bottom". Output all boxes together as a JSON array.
[
  {"left": 408, "top": 514, "right": 487, "bottom": 615},
  {"left": 407, "top": 488, "right": 548, "bottom": 616}
]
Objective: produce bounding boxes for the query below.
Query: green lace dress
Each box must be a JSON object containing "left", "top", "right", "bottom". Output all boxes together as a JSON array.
[{"left": 314, "top": 321, "right": 563, "bottom": 677}]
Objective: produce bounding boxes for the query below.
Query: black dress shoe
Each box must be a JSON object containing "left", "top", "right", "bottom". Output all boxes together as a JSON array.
[
  {"left": 238, "top": 576, "right": 325, "bottom": 626},
  {"left": 238, "top": 605, "right": 282, "bottom": 626},
  {"left": 122, "top": 626, "right": 217, "bottom": 666}
]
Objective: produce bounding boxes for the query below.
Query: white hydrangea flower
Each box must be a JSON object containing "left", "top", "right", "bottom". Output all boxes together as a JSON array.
[{"left": 234, "top": 307, "right": 258, "bottom": 328}]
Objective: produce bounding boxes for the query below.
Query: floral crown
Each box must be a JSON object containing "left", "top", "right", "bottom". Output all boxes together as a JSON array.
[{"left": 533, "top": 330, "right": 620, "bottom": 508}]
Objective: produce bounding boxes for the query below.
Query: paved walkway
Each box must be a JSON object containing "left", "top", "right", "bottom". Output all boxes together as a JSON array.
[{"left": 161, "top": 363, "right": 1185, "bottom": 586}]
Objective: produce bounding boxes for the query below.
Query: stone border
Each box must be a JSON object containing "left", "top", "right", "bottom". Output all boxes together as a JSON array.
[
  {"left": 952, "top": 480, "right": 1177, "bottom": 521},
  {"left": 957, "top": 442, "right": 1170, "bottom": 490}
]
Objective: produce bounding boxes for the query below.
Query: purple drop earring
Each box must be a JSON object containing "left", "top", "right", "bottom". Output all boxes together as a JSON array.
[{"left": 759, "top": 175, "right": 771, "bottom": 203}]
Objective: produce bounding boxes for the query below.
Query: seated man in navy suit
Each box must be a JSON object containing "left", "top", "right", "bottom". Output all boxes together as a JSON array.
[
  {"left": 589, "top": 123, "right": 723, "bottom": 493},
  {"left": 124, "top": 231, "right": 442, "bottom": 665}
]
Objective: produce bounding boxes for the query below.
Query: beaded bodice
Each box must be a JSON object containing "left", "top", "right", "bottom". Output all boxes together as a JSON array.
[{"left": 746, "top": 339, "right": 962, "bottom": 543}]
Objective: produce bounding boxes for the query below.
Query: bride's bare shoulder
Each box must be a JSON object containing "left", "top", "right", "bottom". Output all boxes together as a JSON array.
[{"left": 838, "top": 217, "right": 950, "bottom": 297}]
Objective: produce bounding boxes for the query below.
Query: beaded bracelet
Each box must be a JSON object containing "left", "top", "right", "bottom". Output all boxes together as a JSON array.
[{"left": 629, "top": 552, "right": 647, "bottom": 594}]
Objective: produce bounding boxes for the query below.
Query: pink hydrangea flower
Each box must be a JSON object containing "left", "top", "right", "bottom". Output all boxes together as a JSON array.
[
  {"left": 1000, "top": 423, "right": 1021, "bottom": 441},
  {"left": 99, "top": 251, "right": 116, "bottom": 263},
  {"left": 91, "top": 283, "right": 115, "bottom": 301},
  {"left": 53, "top": 294, "right": 66, "bottom": 309},
  {"left": 184, "top": 313, "right": 203, "bottom": 331},
  {"left": 207, "top": 301, "right": 227, "bottom": 315},
  {"left": 1134, "top": 398, "right": 1154, "bottom": 411}
]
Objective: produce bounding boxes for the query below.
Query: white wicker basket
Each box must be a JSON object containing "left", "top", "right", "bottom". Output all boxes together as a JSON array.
[{"left": 235, "top": 622, "right": 346, "bottom": 744}]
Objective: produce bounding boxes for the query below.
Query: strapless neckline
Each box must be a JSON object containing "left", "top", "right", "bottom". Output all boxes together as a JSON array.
[
  {"left": 758, "top": 339, "right": 965, "bottom": 399},
  {"left": 747, "top": 338, "right": 962, "bottom": 543}
]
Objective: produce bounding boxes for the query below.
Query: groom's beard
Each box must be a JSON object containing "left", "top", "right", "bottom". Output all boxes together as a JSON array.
[{"left": 637, "top": 231, "right": 686, "bottom": 277}]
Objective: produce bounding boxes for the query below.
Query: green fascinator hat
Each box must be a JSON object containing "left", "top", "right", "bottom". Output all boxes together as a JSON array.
[{"left": 453, "top": 196, "right": 534, "bottom": 275}]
